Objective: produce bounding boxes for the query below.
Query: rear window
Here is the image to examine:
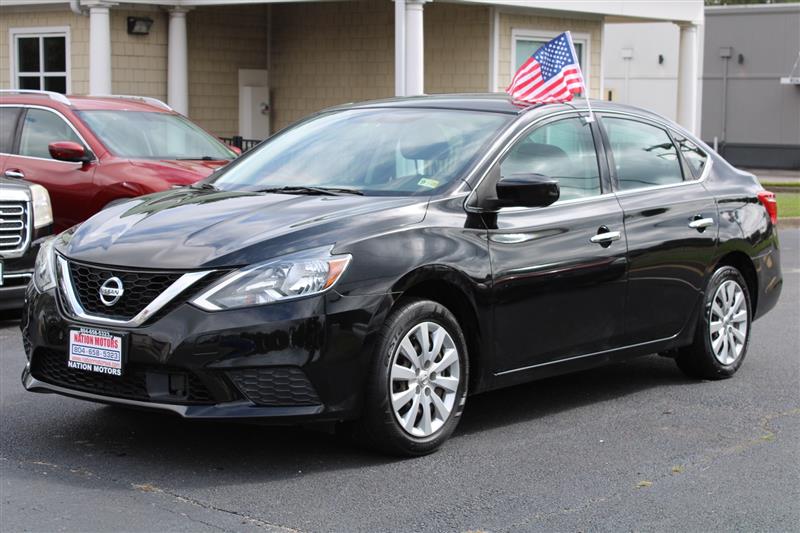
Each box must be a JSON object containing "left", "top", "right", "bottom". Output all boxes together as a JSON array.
[
  {"left": 675, "top": 136, "right": 708, "bottom": 179},
  {"left": 603, "top": 117, "right": 684, "bottom": 191}
]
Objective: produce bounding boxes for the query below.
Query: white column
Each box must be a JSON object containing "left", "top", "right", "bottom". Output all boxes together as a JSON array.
[
  {"left": 677, "top": 22, "right": 699, "bottom": 134},
  {"left": 394, "top": 0, "right": 406, "bottom": 96},
  {"left": 87, "top": 2, "right": 113, "bottom": 95},
  {"left": 404, "top": 0, "right": 427, "bottom": 96},
  {"left": 167, "top": 7, "right": 190, "bottom": 116}
]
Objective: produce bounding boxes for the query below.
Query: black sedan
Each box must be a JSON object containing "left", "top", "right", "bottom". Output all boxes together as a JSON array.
[{"left": 21, "top": 95, "right": 782, "bottom": 455}]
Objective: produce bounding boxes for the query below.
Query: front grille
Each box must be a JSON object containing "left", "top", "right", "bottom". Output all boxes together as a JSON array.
[
  {"left": 0, "top": 202, "right": 29, "bottom": 254},
  {"left": 67, "top": 261, "right": 183, "bottom": 320},
  {"left": 31, "top": 348, "right": 216, "bottom": 404},
  {"left": 227, "top": 367, "right": 321, "bottom": 406}
]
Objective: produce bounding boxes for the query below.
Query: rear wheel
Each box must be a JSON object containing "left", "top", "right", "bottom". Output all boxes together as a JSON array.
[
  {"left": 676, "top": 266, "right": 752, "bottom": 379},
  {"left": 354, "top": 298, "right": 468, "bottom": 456}
]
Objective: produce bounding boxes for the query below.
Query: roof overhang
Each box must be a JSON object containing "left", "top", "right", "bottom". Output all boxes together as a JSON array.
[{"left": 3, "top": 0, "right": 704, "bottom": 24}]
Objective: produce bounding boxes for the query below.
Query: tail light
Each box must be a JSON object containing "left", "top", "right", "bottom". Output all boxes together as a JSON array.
[{"left": 757, "top": 190, "right": 778, "bottom": 225}]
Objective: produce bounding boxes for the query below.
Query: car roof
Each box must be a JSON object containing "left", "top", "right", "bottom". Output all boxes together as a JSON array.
[
  {"left": 0, "top": 93, "right": 173, "bottom": 113},
  {"left": 333, "top": 93, "right": 671, "bottom": 123}
]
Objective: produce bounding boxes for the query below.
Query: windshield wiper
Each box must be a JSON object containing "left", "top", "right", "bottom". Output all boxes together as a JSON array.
[
  {"left": 256, "top": 186, "right": 364, "bottom": 196},
  {"left": 189, "top": 182, "right": 218, "bottom": 191},
  {"left": 176, "top": 156, "right": 226, "bottom": 161}
]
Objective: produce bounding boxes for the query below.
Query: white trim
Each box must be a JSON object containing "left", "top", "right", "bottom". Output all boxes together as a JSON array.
[
  {"left": 8, "top": 26, "right": 71, "bottom": 94},
  {"left": 598, "top": 20, "right": 605, "bottom": 100},
  {"left": 488, "top": 7, "right": 499, "bottom": 92},
  {"left": 510, "top": 29, "right": 591, "bottom": 94}
]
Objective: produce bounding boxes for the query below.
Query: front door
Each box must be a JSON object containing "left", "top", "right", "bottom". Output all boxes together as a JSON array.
[
  {"left": 3, "top": 107, "right": 96, "bottom": 231},
  {"left": 488, "top": 115, "right": 628, "bottom": 373},
  {"left": 600, "top": 115, "right": 718, "bottom": 344}
]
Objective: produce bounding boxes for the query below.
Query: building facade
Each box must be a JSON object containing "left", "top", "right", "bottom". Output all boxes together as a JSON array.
[
  {"left": 2, "top": 0, "right": 704, "bottom": 139},
  {"left": 701, "top": 3, "right": 800, "bottom": 170}
]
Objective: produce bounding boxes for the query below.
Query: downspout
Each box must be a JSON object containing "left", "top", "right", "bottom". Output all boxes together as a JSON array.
[{"left": 70, "top": 0, "right": 87, "bottom": 16}]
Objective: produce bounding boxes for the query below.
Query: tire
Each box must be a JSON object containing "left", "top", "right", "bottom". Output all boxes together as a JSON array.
[
  {"left": 353, "top": 298, "right": 469, "bottom": 456},
  {"left": 675, "top": 265, "right": 752, "bottom": 380}
]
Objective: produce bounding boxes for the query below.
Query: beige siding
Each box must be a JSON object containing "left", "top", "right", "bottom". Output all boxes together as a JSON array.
[
  {"left": 187, "top": 5, "right": 269, "bottom": 137},
  {"left": 425, "top": 3, "right": 490, "bottom": 94},
  {"left": 497, "top": 11, "right": 602, "bottom": 99},
  {"left": 110, "top": 6, "right": 168, "bottom": 100},
  {"left": 270, "top": 0, "right": 394, "bottom": 132},
  {"left": 0, "top": 7, "right": 89, "bottom": 94}
]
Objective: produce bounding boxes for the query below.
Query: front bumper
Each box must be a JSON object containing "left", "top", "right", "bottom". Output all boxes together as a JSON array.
[{"left": 21, "top": 285, "right": 386, "bottom": 422}]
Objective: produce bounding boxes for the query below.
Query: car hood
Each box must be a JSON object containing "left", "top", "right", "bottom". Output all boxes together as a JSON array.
[
  {"left": 127, "top": 159, "right": 230, "bottom": 184},
  {"left": 60, "top": 189, "right": 428, "bottom": 269}
]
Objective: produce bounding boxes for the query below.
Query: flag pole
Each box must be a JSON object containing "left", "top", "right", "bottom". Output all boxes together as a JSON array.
[
  {"left": 564, "top": 31, "right": 594, "bottom": 123},
  {"left": 584, "top": 94, "right": 595, "bottom": 123}
]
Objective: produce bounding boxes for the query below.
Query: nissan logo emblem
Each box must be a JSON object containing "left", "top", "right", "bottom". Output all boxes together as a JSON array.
[{"left": 99, "top": 277, "right": 125, "bottom": 307}]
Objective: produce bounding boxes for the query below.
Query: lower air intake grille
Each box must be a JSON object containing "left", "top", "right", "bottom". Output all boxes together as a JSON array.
[
  {"left": 31, "top": 349, "right": 216, "bottom": 404},
  {"left": 227, "top": 367, "right": 321, "bottom": 406}
]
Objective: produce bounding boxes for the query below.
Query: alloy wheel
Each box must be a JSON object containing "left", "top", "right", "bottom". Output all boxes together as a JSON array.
[
  {"left": 390, "top": 321, "right": 461, "bottom": 438},
  {"left": 709, "top": 279, "right": 749, "bottom": 366}
]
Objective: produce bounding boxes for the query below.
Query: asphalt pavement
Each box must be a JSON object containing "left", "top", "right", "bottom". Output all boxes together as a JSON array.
[{"left": 1, "top": 230, "right": 798, "bottom": 533}]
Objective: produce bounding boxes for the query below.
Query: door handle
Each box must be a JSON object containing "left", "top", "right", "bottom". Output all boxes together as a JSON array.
[
  {"left": 4, "top": 169, "right": 25, "bottom": 179},
  {"left": 688, "top": 217, "right": 715, "bottom": 230},
  {"left": 590, "top": 230, "right": 622, "bottom": 244}
]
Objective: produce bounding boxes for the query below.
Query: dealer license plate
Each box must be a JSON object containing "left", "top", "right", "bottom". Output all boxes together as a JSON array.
[{"left": 68, "top": 327, "right": 126, "bottom": 376}]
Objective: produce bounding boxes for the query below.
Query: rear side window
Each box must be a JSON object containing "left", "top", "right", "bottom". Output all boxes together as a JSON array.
[
  {"left": 19, "top": 108, "right": 82, "bottom": 159},
  {"left": 675, "top": 136, "right": 708, "bottom": 179},
  {"left": 0, "top": 107, "right": 22, "bottom": 153},
  {"left": 603, "top": 117, "right": 683, "bottom": 191},
  {"left": 500, "top": 117, "right": 601, "bottom": 202}
]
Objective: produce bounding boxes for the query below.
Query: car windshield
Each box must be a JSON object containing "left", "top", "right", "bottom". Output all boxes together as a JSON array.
[
  {"left": 211, "top": 108, "right": 511, "bottom": 196},
  {"left": 77, "top": 110, "right": 235, "bottom": 160}
]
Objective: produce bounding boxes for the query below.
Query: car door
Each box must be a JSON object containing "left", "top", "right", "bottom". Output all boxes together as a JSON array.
[
  {"left": 487, "top": 115, "right": 628, "bottom": 373},
  {"left": 0, "top": 106, "right": 24, "bottom": 172},
  {"left": 599, "top": 114, "right": 718, "bottom": 345},
  {"left": 3, "top": 107, "right": 96, "bottom": 232}
]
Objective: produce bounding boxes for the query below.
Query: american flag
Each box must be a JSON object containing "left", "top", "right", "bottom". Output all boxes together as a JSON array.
[{"left": 506, "top": 31, "right": 586, "bottom": 104}]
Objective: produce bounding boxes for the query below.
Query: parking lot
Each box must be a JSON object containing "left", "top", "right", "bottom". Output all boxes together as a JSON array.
[{"left": 1, "top": 229, "right": 798, "bottom": 533}]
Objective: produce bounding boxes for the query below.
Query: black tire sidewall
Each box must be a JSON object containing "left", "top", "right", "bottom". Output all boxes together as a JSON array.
[
  {"left": 363, "top": 298, "right": 469, "bottom": 456},
  {"left": 697, "top": 266, "right": 752, "bottom": 377}
]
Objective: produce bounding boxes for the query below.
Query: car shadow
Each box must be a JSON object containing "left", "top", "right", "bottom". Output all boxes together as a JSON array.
[
  {"left": 3, "top": 307, "right": 701, "bottom": 481},
  {"left": 10, "top": 355, "right": 701, "bottom": 492},
  {"left": 456, "top": 355, "right": 693, "bottom": 435}
]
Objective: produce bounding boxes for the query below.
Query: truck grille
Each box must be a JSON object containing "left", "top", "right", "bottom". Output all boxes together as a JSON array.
[{"left": 0, "top": 202, "right": 29, "bottom": 255}]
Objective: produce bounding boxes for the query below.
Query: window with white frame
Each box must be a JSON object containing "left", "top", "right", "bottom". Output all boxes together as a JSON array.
[
  {"left": 512, "top": 30, "right": 589, "bottom": 95},
  {"left": 11, "top": 28, "right": 70, "bottom": 94}
]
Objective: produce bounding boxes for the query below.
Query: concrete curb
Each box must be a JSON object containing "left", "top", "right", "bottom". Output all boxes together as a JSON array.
[{"left": 779, "top": 217, "right": 800, "bottom": 228}]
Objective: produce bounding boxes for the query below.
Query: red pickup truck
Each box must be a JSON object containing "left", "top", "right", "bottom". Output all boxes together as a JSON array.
[{"left": 0, "top": 91, "right": 237, "bottom": 232}]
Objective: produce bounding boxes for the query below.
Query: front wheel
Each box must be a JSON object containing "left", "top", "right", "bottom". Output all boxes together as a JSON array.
[
  {"left": 354, "top": 298, "right": 468, "bottom": 456},
  {"left": 676, "top": 266, "right": 752, "bottom": 379}
]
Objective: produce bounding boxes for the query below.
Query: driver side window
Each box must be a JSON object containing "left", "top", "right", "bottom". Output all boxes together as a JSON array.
[
  {"left": 500, "top": 117, "right": 601, "bottom": 203},
  {"left": 19, "top": 108, "right": 83, "bottom": 159}
]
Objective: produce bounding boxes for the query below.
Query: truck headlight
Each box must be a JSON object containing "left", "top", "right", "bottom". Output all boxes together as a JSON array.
[
  {"left": 191, "top": 247, "right": 351, "bottom": 311},
  {"left": 33, "top": 237, "right": 57, "bottom": 292},
  {"left": 30, "top": 184, "right": 53, "bottom": 229}
]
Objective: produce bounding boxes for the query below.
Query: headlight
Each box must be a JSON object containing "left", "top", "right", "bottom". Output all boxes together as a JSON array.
[
  {"left": 33, "top": 237, "right": 57, "bottom": 292},
  {"left": 30, "top": 184, "right": 53, "bottom": 229},
  {"left": 191, "top": 248, "right": 351, "bottom": 311}
]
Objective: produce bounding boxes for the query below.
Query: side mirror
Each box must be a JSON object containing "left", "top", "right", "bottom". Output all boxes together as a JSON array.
[
  {"left": 49, "top": 141, "right": 91, "bottom": 163},
  {"left": 495, "top": 173, "right": 560, "bottom": 209}
]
